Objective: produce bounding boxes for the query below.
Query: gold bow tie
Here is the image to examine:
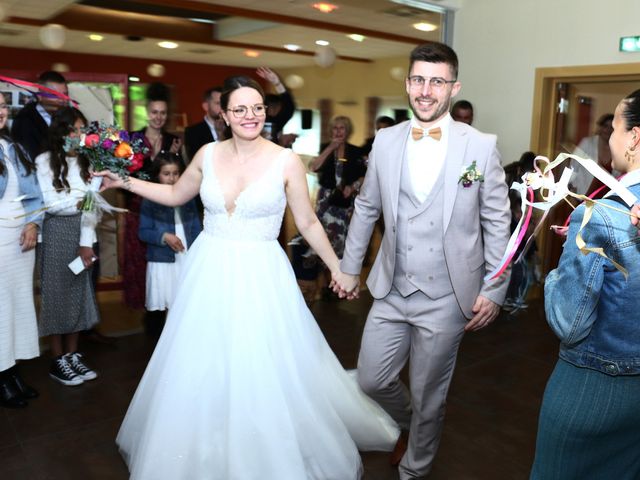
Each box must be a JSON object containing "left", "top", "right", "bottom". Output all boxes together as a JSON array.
[{"left": 411, "top": 126, "right": 442, "bottom": 141}]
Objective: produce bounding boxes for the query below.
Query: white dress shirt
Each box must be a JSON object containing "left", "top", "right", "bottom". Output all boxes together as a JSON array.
[
  {"left": 406, "top": 113, "right": 452, "bottom": 203},
  {"left": 35, "top": 152, "right": 97, "bottom": 247},
  {"left": 204, "top": 115, "right": 219, "bottom": 142},
  {"left": 36, "top": 103, "right": 52, "bottom": 126}
]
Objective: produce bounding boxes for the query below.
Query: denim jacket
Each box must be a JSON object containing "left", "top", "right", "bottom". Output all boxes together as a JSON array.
[
  {"left": 544, "top": 178, "right": 640, "bottom": 376},
  {"left": 0, "top": 140, "right": 44, "bottom": 226},
  {"left": 138, "top": 198, "right": 202, "bottom": 262}
]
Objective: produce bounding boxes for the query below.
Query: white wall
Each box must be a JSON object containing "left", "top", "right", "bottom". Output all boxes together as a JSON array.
[{"left": 453, "top": 0, "right": 640, "bottom": 164}]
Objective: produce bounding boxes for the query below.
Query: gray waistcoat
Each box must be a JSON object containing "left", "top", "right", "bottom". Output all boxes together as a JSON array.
[{"left": 393, "top": 154, "right": 454, "bottom": 298}]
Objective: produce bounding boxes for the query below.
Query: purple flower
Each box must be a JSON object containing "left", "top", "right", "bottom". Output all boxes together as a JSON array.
[
  {"left": 119, "top": 130, "right": 130, "bottom": 142},
  {"left": 101, "top": 139, "right": 115, "bottom": 149}
]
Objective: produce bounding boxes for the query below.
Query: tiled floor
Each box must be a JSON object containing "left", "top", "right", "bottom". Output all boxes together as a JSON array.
[{"left": 0, "top": 293, "right": 557, "bottom": 479}]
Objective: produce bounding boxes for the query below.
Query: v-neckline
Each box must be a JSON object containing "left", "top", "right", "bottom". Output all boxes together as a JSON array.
[{"left": 209, "top": 147, "right": 282, "bottom": 218}]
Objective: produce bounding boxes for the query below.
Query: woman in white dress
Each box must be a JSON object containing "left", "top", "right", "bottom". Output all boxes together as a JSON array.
[
  {"left": 0, "top": 95, "right": 43, "bottom": 408},
  {"left": 100, "top": 75, "right": 399, "bottom": 479}
]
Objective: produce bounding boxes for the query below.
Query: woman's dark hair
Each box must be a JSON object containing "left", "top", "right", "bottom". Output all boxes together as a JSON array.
[
  {"left": 621, "top": 89, "right": 640, "bottom": 131},
  {"left": 150, "top": 151, "right": 184, "bottom": 182},
  {"left": 146, "top": 82, "right": 170, "bottom": 104},
  {"left": 220, "top": 75, "right": 265, "bottom": 111},
  {"left": 0, "top": 129, "right": 35, "bottom": 177},
  {"left": 409, "top": 42, "right": 459, "bottom": 79},
  {"left": 47, "top": 107, "right": 90, "bottom": 191}
]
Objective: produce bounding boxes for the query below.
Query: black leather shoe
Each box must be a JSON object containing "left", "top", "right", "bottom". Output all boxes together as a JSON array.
[
  {"left": 8, "top": 369, "right": 39, "bottom": 399},
  {"left": 0, "top": 379, "right": 27, "bottom": 408}
]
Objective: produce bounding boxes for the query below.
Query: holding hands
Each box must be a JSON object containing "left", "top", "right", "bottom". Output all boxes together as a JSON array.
[
  {"left": 163, "top": 233, "right": 185, "bottom": 253},
  {"left": 330, "top": 271, "right": 360, "bottom": 300}
]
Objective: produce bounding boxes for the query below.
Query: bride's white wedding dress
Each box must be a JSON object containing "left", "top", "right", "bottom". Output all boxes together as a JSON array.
[{"left": 116, "top": 143, "right": 399, "bottom": 479}]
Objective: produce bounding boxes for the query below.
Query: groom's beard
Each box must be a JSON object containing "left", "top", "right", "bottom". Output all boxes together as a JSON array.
[{"left": 408, "top": 95, "right": 451, "bottom": 125}]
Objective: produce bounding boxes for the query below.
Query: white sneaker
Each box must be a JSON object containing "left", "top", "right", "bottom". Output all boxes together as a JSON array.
[{"left": 65, "top": 352, "right": 98, "bottom": 381}]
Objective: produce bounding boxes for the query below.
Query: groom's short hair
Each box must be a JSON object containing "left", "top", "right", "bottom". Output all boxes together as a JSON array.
[{"left": 408, "top": 42, "right": 459, "bottom": 80}]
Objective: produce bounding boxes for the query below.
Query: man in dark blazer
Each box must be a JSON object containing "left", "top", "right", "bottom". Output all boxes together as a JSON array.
[
  {"left": 11, "top": 71, "right": 68, "bottom": 160},
  {"left": 184, "top": 87, "right": 223, "bottom": 163}
]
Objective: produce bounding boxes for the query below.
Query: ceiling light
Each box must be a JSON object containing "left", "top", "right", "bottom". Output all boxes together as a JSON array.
[
  {"left": 88, "top": 34, "right": 104, "bottom": 42},
  {"left": 412, "top": 22, "right": 438, "bottom": 32},
  {"left": 315, "top": 40, "right": 330, "bottom": 46},
  {"left": 284, "top": 44, "right": 301, "bottom": 51},
  {"left": 157, "top": 41, "right": 179, "bottom": 49},
  {"left": 244, "top": 50, "right": 260, "bottom": 58},
  {"left": 128, "top": 76, "right": 140, "bottom": 82},
  {"left": 347, "top": 34, "right": 365, "bottom": 42},
  {"left": 312, "top": 3, "right": 338, "bottom": 13}
]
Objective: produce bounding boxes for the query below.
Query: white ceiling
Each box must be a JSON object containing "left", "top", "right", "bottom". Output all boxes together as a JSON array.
[{"left": 0, "top": 0, "right": 448, "bottom": 68}]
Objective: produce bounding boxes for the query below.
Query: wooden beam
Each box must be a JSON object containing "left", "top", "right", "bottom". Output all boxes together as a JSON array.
[
  {"left": 8, "top": 5, "right": 372, "bottom": 63},
  {"left": 131, "top": 0, "right": 427, "bottom": 44}
]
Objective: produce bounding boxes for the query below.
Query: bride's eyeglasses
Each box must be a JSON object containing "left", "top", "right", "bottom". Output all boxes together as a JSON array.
[{"left": 227, "top": 104, "right": 268, "bottom": 118}]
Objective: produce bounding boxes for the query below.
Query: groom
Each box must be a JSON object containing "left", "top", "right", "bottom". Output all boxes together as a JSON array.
[{"left": 336, "top": 42, "right": 511, "bottom": 479}]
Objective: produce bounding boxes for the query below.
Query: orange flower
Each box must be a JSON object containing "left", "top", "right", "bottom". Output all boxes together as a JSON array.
[{"left": 114, "top": 142, "right": 133, "bottom": 159}]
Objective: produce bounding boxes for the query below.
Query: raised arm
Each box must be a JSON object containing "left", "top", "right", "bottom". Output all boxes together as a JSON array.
[{"left": 97, "top": 147, "right": 205, "bottom": 206}]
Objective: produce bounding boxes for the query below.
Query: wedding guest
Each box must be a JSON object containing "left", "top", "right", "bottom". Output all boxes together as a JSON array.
[
  {"left": 451, "top": 99, "right": 474, "bottom": 125},
  {"left": 123, "top": 83, "right": 183, "bottom": 311},
  {"left": 257, "top": 67, "right": 297, "bottom": 147},
  {"left": 309, "top": 115, "right": 366, "bottom": 291},
  {"left": 35, "top": 107, "right": 100, "bottom": 386},
  {"left": 0, "top": 96, "right": 43, "bottom": 408},
  {"left": 184, "top": 87, "right": 224, "bottom": 162},
  {"left": 11, "top": 71, "right": 69, "bottom": 161},
  {"left": 569, "top": 113, "right": 615, "bottom": 195},
  {"left": 138, "top": 152, "right": 201, "bottom": 337},
  {"left": 531, "top": 89, "right": 640, "bottom": 480},
  {"left": 362, "top": 116, "right": 395, "bottom": 157}
]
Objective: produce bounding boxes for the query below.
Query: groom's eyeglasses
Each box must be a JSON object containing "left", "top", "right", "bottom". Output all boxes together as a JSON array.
[
  {"left": 407, "top": 76, "right": 456, "bottom": 89},
  {"left": 227, "top": 104, "right": 268, "bottom": 118}
]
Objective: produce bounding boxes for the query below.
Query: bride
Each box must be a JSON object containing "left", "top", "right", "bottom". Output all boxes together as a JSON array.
[{"left": 99, "top": 75, "right": 399, "bottom": 479}]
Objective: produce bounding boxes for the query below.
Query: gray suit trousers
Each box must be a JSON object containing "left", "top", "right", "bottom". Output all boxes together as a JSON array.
[{"left": 357, "top": 287, "right": 466, "bottom": 479}]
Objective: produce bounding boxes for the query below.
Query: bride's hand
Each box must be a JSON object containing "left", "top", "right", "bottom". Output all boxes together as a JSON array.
[{"left": 94, "top": 170, "right": 125, "bottom": 191}]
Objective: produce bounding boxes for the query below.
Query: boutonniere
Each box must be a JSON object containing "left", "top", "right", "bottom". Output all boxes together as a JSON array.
[{"left": 458, "top": 160, "right": 484, "bottom": 188}]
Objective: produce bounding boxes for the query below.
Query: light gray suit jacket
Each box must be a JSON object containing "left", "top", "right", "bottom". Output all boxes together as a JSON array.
[{"left": 341, "top": 120, "right": 511, "bottom": 319}]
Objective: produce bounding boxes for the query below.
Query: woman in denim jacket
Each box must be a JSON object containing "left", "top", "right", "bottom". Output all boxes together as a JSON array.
[
  {"left": 531, "top": 90, "right": 640, "bottom": 480},
  {"left": 139, "top": 153, "right": 201, "bottom": 337},
  {"left": 0, "top": 98, "right": 44, "bottom": 409}
]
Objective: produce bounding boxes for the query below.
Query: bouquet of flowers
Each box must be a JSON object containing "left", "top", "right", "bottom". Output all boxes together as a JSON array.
[{"left": 64, "top": 122, "right": 148, "bottom": 213}]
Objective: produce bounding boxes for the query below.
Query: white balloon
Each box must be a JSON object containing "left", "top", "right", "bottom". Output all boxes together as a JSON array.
[
  {"left": 390, "top": 66, "right": 405, "bottom": 81},
  {"left": 314, "top": 46, "right": 336, "bottom": 68},
  {"left": 284, "top": 74, "right": 304, "bottom": 89},
  {"left": 51, "top": 62, "right": 70, "bottom": 73},
  {"left": 147, "top": 63, "right": 166, "bottom": 78},
  {"left": 39, "top": 24, "right": 66, "bottom": 50}
]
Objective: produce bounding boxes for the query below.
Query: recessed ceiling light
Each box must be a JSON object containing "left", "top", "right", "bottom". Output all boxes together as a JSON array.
[
  {"left": 312, "top": 3, "right": 338, "bottom": 13},
  {"left": 412, "top": 22, "right": 438, "bottom": 32},
  {"left": 315, "top": 40, "right": 330, "bottom": 46},
  {"left": 347, "top": 34, "right": 365, "bottom": 42},
  {"left": 158, "top": 41, "right": 179, "bottom": 49},
  {"left": 128, "top": 76, "right": 140, "bottom": 82},
  {"left": 88, "top": 34, "right": 104, "bottom": 42},
  {"left": 244, "top": 50, "right": 260, "bottom": 58},
  {"left": 283, "top": 44, "right": 301, "bottom": 51}
]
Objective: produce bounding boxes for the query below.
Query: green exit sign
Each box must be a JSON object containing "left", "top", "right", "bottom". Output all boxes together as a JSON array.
[{"left": 620, "top": 36, "right": 640, "bottom": 52}]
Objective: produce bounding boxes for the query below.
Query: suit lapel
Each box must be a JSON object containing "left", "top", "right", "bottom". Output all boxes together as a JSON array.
[
  {"left": 442, "top": 122, "right": 468, "bottom": 232},
  {"left": 387, "top": 122, "right": 410, "bottom": 222}
]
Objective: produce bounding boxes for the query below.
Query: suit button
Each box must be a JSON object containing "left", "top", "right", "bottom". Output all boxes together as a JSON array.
[
  {"left": 430, "top": 221, "right": 434, "bottom": 226},
  {"left": 407, "top": 273, "right": 413, "bottom": 279},
  {"left": 392, "top": 226, "right": 396, "bottom": 232},
  {"left": 429, "top": 248, "right": 434, "bottom": 252},
  {"left": 408, "top": 245, "right": 413, "bottom": 251},
  {"left": 409, "top": 219, "right": 414, "bottom": 225},
  {"left": 428, "top": 276, "right": 434, "bottom": 280}
]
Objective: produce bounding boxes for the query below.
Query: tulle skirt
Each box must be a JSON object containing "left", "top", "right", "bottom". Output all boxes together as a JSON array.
[{"left": 117, "top": 232, "right": 399, "bottom": 479}]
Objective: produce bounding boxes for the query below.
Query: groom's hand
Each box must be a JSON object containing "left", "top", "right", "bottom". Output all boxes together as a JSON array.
[{"left": 465, "top": 295, "right": 499, "bottom": 332}]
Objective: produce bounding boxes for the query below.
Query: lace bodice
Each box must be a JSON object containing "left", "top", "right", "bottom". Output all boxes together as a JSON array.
[{"left": 200, "top": 143, "right": 288, "bottom": 241}]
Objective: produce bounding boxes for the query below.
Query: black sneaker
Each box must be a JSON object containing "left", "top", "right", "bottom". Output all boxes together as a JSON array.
[
  {"left": 49, "top": 356, "right": 84, "bottom": 386},
  {"left": 65, "top": 353, "right": 97, "bottom": 381}
]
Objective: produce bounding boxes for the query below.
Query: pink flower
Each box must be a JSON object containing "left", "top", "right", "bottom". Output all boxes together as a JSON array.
[{"left": 84, "top": 134, "right": 100, "bottom": 147}]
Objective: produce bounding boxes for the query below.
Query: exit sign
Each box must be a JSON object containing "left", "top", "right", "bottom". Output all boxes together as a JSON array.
[{"left": 620, "top": 36, "right": 640, "bottom": 52}]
